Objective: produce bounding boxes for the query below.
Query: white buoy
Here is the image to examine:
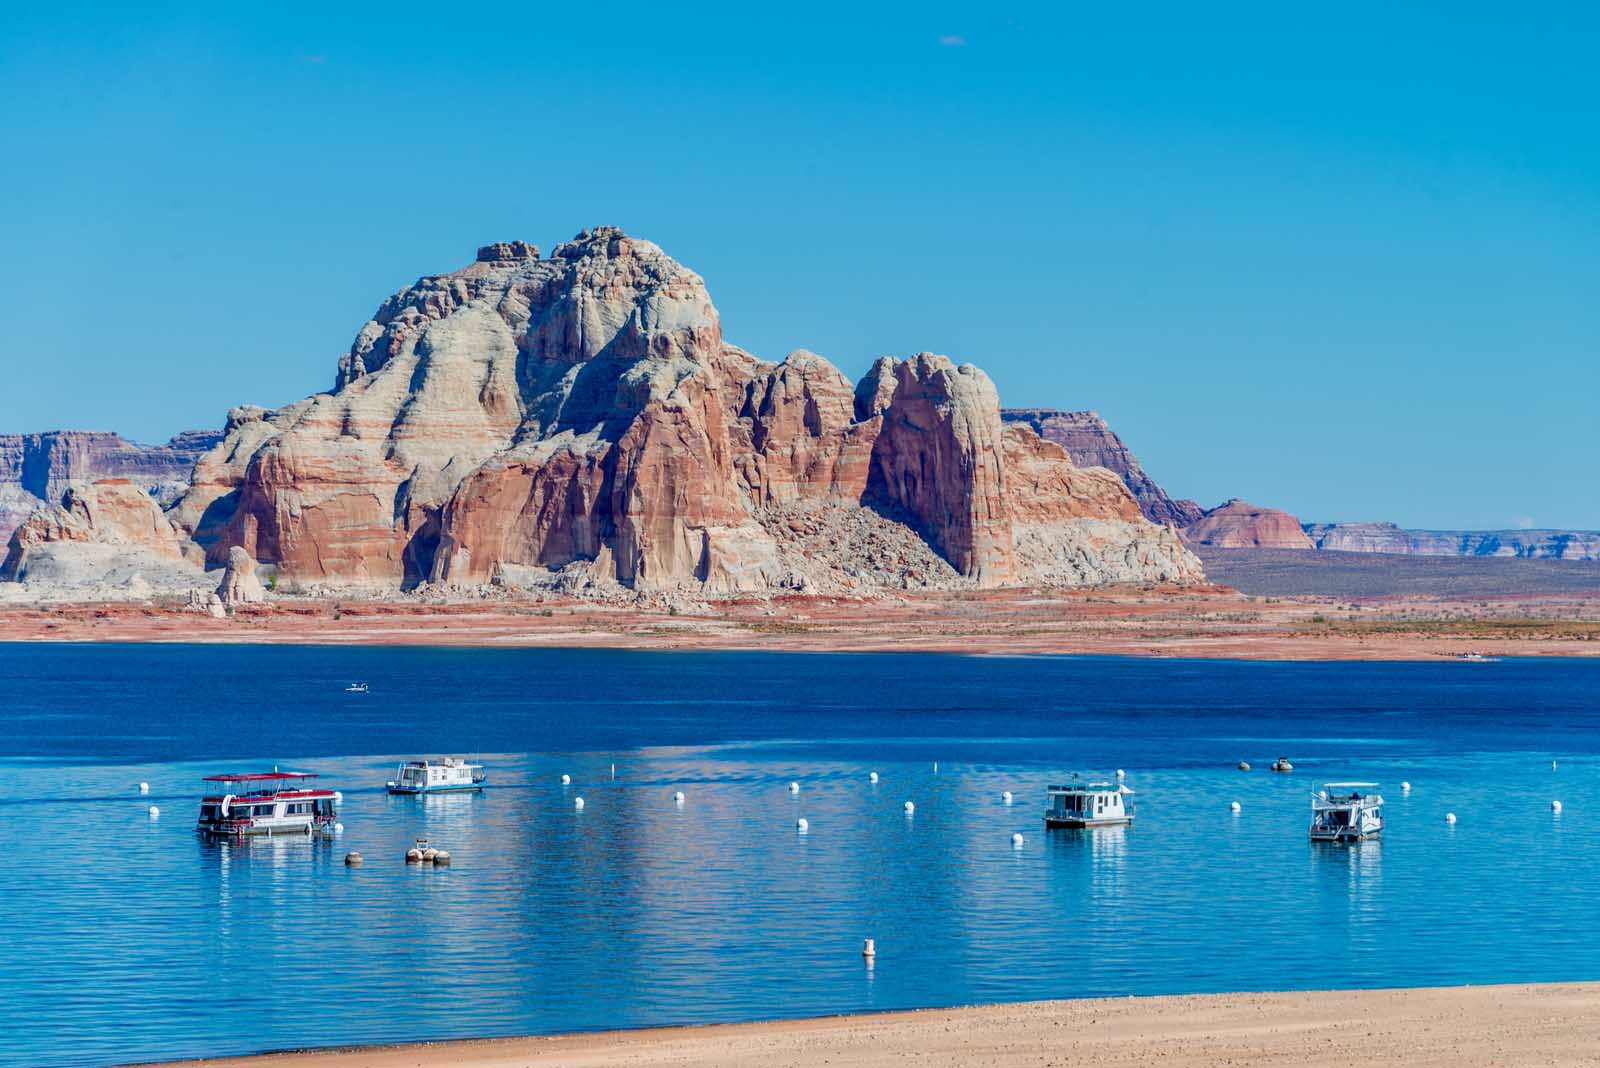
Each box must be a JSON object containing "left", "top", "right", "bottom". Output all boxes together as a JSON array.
[
  {"left": 933, "top": 762, "right": 939, "bottom": 773},
  {"left": 862, "top": 937, "right": 875, "bottom": 957},
  {"left": 1237, "top": 761, "right": 1251, "bottom": 771},
  {"left": 1116, "top": 769, "right": 1125, "bottom": 779},
  {"left": 611, "top": 763, "right": 616, "bottom": 779},
  {"left": 796, "top": 817, "right": 808, "bottom": 831},
  {"left": 138, "top": 782, "right": 149, "bottom": 794},
  {"left": 333, "top": 822, "right": 344, "bottom": 836},
  {"left": 1002, "top": 790, "right": 1013, "bottom": 805},
  {"left": 1011, "top": 832, "right": 1024, "bottom": 847},
  {"left": 1552, "top": 760, "right": 1558, "bottom": 770},
  {"left": 674, "top": 791, "right": 685, "bottom": 804},
  {"left": 789, "top": 781, "right": 800, "bottom": 794},
  {"left": 1402, "top": 781, "right": 1412, "bottom": 793},
  {"left": 147, "top": 805, "right": 160, "bottom": 818},
  {"left": 1552, "top": 800, "right": 1563, "bottom": 813},
  {"left": 561, "top": 774, "right": 571, "bottom": 786},
  {"left": 344, "top": 851, "right": 363, "bottom": 866},
  {"left": 574, "top": 796, "right": 585, "bottom": 810},
  {"left": 903, "top": 801, "right": 915, "bottom": 815},
  {"left": 1230, "top": 801, "right": 1241, "bottom": 814},
  {"left": 1446, "top": 812, "right": 1457, "bottom": 824},
  {"left": 869, "top": 771, "right": 878, "bottom": 783}
]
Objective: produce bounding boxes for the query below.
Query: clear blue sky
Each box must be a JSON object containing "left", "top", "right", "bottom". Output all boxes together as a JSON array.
[{"left": 3, "top": 4, "right": 1596, "bottom": 529}]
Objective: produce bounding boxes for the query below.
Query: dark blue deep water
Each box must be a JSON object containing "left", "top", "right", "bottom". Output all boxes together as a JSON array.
[{"left": 3, "top": 643, "right": 1599, "bottom": 1067}]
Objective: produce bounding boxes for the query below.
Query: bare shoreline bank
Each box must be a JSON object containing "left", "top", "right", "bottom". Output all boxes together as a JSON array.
[
  {"left": 4, "top": 586, "right": 1600, "bottom": 661},
  {"left": 150, "top": 982, "right": 1600, "bottom": 1067}
]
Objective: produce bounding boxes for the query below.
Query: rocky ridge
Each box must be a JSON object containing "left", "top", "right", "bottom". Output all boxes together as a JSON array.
[
  {"left": 1184, "top": 499, "right": 1314, "bottom": 550},
  {"left": 1304, "top": 522, "right": 1600, "bottom": 559},
  {"left": 0, "top": 430, "right": 221, "bottom": 548},
  {"left": 5, "top": 229, "right": 1204, "bottom": 597},
  {"left": 1001, "top": 408, "right": 1203, "bottom": 527}
]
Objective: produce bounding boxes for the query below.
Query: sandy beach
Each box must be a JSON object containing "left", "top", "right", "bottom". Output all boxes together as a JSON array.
[
  {"left": 6, "top": 586, "right": 1599, "bottom": 661},
  {"left": 153, "top": 983, "right": 1600, "bottom": 1067}
]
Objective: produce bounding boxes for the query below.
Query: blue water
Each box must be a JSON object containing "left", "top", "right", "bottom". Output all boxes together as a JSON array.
[{"left": 3, "top": 644, "right": 1599, "bottom": 1068}]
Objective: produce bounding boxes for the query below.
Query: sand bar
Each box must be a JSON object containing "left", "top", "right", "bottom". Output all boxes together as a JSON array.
[{"left": 154, "top": 982, "right": 1600, "bottom": 1067}]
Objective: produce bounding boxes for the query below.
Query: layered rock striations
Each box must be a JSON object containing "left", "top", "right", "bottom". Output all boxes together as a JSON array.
[
  {"left": 13, "top": 229, "right": 1204, "bottom": 595},
  {"left": 1184, "top": 499, "right": 1315, "bottom": 550},
  {"left": 0, "top": 430, "right": 221, "bottom": 547},
  {"left": 1, "top": 479, "right": 206, "bottom": 597},
  {"left": 1001, "top": 408, "right": 1203, "bottom": 527},
  {"left": 1304, "top": 522, "right": 1600, "bottom": 560}
]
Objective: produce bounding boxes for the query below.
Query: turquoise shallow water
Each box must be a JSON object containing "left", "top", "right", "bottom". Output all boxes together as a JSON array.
[{"left": 2, "top": 644, "right": 1598, "bottom": 1067}]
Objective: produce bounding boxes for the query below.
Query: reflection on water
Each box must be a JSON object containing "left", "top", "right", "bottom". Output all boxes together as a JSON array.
[{"left": 1, "top": 646, "right": 1598, "bottom": 1068}]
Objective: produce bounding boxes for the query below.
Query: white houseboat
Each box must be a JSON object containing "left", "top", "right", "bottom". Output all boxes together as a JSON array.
[
  {"left": 1310, "top": 782, "right": 1384, "bottom": 841},
  {"left": 197, "top": 772, "right": 339, "bottom": 838},
  {"left": 1044, "top": 777, "right": 1134, "bottom": 828},
  {"left": 386, "top": 758, "right": 487, "bottom": 795}
]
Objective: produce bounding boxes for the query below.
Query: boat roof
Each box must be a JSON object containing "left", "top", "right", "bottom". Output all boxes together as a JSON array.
[
  {"left": 1320, "top": 781, "right": 1379, "bottom": 789},
  {"left": 1047, "top": 781, "right": 1127, "bottom": 793},
  {"left": 202, "top": 772, "right": 319, "bottom": 782}
]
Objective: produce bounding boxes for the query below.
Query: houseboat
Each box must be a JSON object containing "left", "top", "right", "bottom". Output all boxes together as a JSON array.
[
  {"left": 1310, "top": 782, "right": 1384, "bottom": 841},
  {"left": 1044, "top": 777, "right": 1134, "bottom": 828},
  {"left": 196, "top": 771, "right": 339, "bottom": 838},
  {"left": 386, "top": 757, "right": 487, "bottom": 795}
]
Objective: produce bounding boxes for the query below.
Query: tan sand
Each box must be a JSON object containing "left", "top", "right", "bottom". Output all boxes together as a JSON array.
[
  {"left": 153, "top": 983, "right": 1600, "bottom": 1067},
  {"left": 6, "top": 586, "right": 1600, "bottom": 660}
]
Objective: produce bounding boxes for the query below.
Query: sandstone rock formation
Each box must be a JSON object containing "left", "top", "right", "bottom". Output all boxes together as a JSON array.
[
  {"left": 0, "top": 479, "right": 209, "bottom": 599},
  {"left": 0, "top": 430, "right": 221, "bottom": 547},
  {"left": 16, "top": 228, "right": 1204, "bottom": 595},
  {"left": 216, "top": 546, "right": 267, "bottom": 605},
  {"left": 1002, "top": 409, "right": 1203, "bottom": 527},
  {"left": 1303, "top": 522, "right": 1600, "bottom": 559},
  {"left": 856, "top": 354, "right": 1015, "bottom": 584},
  {"left": 1184, "top": 499, "right": 1314, "bottom": 550}
]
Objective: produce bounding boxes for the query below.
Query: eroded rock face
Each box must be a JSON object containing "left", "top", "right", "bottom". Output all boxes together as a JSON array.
[
  {"left": 216, "top": 546, "right": 267, "bottom": 605},
  {"left": 99, "top": 227, "right": 1210, "bottom": 595},
  {"left": 1185, "top": 499, "right": 1314, "bottom": 549},
  {"left": 1001, "top": 409, "right": 1203, "bottom": 527},
  {"left": 2, "top": 479, "right": 187, "bottom": 581},
  {"left": 855, "top": 354, "right": 1014, "bottom": 586},
  {"left": 0, "top": 430, "right": 221, "bottom": 547}
]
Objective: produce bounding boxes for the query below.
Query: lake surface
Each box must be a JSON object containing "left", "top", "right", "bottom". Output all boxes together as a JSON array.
[{"left": 3, "top": 644, "right": 1598, "bottom": 1068}]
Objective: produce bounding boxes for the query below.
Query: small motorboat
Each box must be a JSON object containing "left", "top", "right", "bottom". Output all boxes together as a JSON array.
[
  {"left": 345, "top": 682, "right": 369, "bottom": 693},
  {"left": 1310, "top": 782, "right": 1384, "bottom": 841},
  {"left": 1271, "top": 757, "right": 1294, "bottom": 772},
  {"left": 387, "top": 757, "right": 487, "bottom": 794},
  {"left": 1043, "top": 775, "right": 1134, "bottom": 828}
]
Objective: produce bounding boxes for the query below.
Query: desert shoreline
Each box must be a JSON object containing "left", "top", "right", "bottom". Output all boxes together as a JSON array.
[
  {"left": 4, "top": 586, "right": 1599, "bottom": 661},
  {"left": 147, "top": 981, "right": 1600, "bottom": 1067}
]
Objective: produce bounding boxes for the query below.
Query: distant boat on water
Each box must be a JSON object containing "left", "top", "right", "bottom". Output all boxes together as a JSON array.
[
  {"left": 387, "top": 758, "right": 487, "bottom": 794},
  {"left": 196, "top": 771, "right": 339, "bottom": 838},
  {"left": 1043, "top": 776, "right": 1134, "bottom": 828},
  {"left": 1310, "top": 782, "right": 1384, "bottom": 841},
  {"left": 345, "top": 682, "right": 369, "bottom": 693}
]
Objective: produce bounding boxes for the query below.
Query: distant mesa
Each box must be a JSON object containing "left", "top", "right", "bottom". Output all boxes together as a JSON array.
[
  {"left": 1184, "top": 499, "right": 1315, "bottom": 550},
  {"left": 1304, "top": 521, "right": 1600, "bottom": 560},
  {"left": 2, "top": 229, "right": 1203, "bottom": 597}
]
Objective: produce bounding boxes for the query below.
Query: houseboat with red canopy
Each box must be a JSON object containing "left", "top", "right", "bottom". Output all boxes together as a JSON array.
[{"left": 196, "top": 771, "right": 339, "bottom": 838}]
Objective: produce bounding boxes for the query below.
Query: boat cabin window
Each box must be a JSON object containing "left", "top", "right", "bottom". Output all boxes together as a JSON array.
[{"left": 200, "top": 804, "right": 220, "bottom": 820}]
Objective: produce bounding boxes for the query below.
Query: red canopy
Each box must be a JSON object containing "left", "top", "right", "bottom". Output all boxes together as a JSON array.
[{"left": 202, "top": 772, "right": 319, "bottom": 782}]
